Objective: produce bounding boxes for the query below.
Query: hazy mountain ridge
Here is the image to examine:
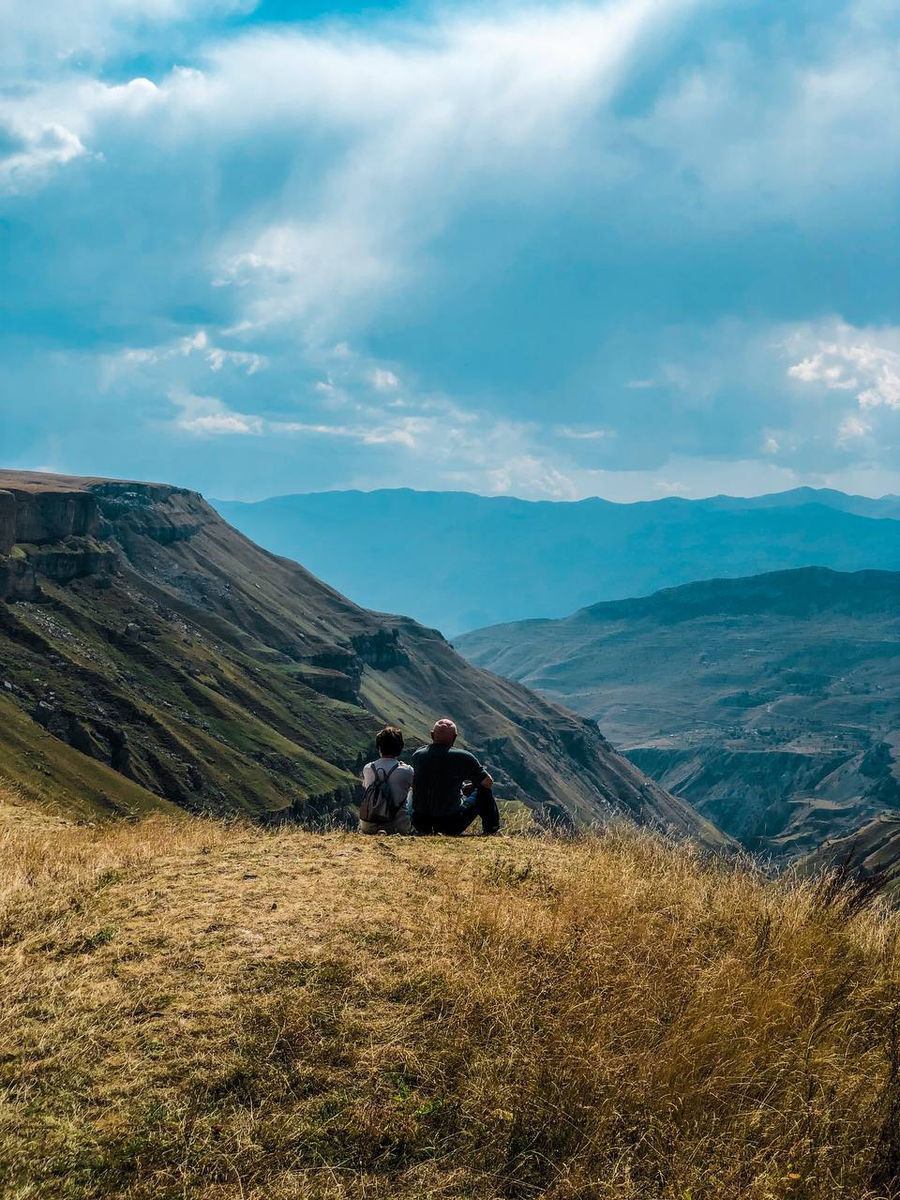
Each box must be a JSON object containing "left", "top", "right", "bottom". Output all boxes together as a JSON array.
[
  {"left": 0, "top": 470, "right": 723, "bottom": 844},
  {"left": 214, "top": 487, "right": 900, "bottom": 636},
  {"left": 457, "top": 566, "right": 900, "bottom": 856}
]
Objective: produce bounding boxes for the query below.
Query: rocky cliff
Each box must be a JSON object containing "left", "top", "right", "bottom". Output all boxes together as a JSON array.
[
  {"left": 0, "top": 470, "right": 725, "bottom": 845},
  {"left": 0, "top": 476, "right": 209, "bottom": 603}
]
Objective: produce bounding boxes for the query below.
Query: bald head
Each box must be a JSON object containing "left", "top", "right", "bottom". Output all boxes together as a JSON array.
[{"left": 431, "top": 718, "right": 458, "bottom": 746}]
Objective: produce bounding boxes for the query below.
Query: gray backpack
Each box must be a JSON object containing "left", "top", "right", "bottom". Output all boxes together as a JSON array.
[{"left": 360, "top": 763, "right": 401, "bottom": 824}]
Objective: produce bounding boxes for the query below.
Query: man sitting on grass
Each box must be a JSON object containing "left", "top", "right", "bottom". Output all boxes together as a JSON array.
[{"left": 410, "top": 718, "right": 500, "bottom": 836}]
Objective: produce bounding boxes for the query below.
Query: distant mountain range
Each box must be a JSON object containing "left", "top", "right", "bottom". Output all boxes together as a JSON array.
[
  {"left": 457, "top": 566, "right": 900, "bottom": 858},
  {"left": 214, "top": 487, "right": 900, "bottom": 636},
  {"left": 0, "top": 470, "right": 721, "bottom": 844}
]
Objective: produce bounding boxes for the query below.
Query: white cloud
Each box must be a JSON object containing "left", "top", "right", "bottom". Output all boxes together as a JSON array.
[
  {"left": 179, "top": 330, "right": 208, "bottom": 353},
  {"left": 788, "top": 357, "right": 853, "bottom": 387},
  {"left": 372, "top": 368, "right": 400, "bottom": 391},
  {"left": 107, "top": 329, "right": 267, "bottom": 379},
  {"left": 166, "top": 376, "right": 525, "bottom": 456},
  {"left": 3, "top": 0, "right": 699, "bottom": 319},
  {"left": 182, "top": 412, "right": 259, "bottom": 435},
  {"left": 170, "top": 390, "right": 263, "bottom": 436},
  {"left": 837, "top": 414, "right": 871, "bottom": 444},
  {"left": 483, "top": 458, "right": 581, "bottom": 500},
  {"left": 0, "top": 122, "right": 88, "bottom": 193},
  {"left": 206, "top": 348, "right": 266, "bottom": 374},
  {"left": 786, "top": 320, "right": 900, "bottom": 411},
  {"left": 268, "top": 417, "right": 428, "bottom": 448},
  {"left": 857, "top": 359, "right": 900, "bottom": 411},
  {"left": 555, "top": 426, "right": 616, "bottom": 440},
  {"left": 4, "top": 2, "right": 900, "bottom": 503}
]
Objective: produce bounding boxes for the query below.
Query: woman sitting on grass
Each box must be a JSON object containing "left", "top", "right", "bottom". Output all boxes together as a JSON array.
[{"left": 358, "top": 725, "right": 414, "bottom": 835}]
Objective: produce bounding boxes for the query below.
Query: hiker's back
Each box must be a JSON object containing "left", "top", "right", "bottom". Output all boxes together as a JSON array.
[
  {"left": 410, "top": 721, "right": 500, "bottom": 837},
  {"left": 359, "top": 755, "right": 413, "bottom": 834},
  {"left": 411, "top": 744, "right": 484, "bottom": 821}
]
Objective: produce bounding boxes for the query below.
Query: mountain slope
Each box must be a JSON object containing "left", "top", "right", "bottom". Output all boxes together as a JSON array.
[
  {"left": 801, "top": 812, "right": 900, "bottom": 902},
  {"left": 457, "top": 567, "right": 900, "bottom": 856},
  {"left": 213, "top": 487, "right": 900, "bottom": 635},
  {"left": 0, "top": 470, "right": 722, "bottom": 843}
]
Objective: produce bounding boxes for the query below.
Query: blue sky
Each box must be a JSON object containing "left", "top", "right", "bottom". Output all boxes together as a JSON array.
[{"left": 2, "top": 0, "right": 900, "bottom": 501}]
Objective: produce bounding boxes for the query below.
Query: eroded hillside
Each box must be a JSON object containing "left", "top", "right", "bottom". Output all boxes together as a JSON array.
[
  {"left": 0, "top": 471, "right": 721, "bottom": 842},
  {"left": 459, "top": 567, "right": 900, "bottom": 856}
]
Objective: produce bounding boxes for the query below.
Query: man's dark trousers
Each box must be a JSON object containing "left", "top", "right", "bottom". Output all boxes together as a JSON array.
[{"left": 413, "top": 785, "right": 500, "bottom": 835}]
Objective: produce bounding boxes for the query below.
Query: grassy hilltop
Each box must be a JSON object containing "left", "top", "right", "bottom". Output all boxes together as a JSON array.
[{"left": 3, "top": 784, "right": 900, "bottom": 1200}]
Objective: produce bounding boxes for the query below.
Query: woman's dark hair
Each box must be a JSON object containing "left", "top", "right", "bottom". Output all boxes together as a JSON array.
[{"left": 375, "top": 725, "right": 404, "bottom": 757}]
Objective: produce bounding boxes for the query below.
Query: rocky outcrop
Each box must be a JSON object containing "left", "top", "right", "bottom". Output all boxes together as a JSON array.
[
  {"left": 0, "top": 542, "right": 117, "bottom": 601},
  {"left": 351, "top": 629, "right": 410, "bottom": 671},
  {"left": 0, "top": 480, "right": 107, "bottom": 600},
  {"left": 0, "top": 475, "right": 208, "bottom": 601},
  {"left": 0, "top": 554, "right": 37, "bottom": 602},
  {"left": 26, "top": 540, "right": 119, "bottom": 587},
  {"left": 93, "top": 482, "right": 204, "bottom": 547},
  {"left": 8, "top": 488, "right": 99, "bottom": 545},
  {"left": 0, "top": 491, "right": 15, "bottom": 556},
  {"left": 294, "top": 666, "right": 360, "bottom": 704}
]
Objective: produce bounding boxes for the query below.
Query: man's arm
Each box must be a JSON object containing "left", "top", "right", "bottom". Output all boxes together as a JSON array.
[
  {"left": 471, "top": 753, "right": 492, "bottom": 788},
  {"left": 462, "top": 753, "right": 492, "bottom": 794},
  {"left": 462, "top": 773, "right": 492, "bottom": 795}
]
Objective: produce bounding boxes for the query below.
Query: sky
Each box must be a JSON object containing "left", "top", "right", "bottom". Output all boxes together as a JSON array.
[{"left": 1, "top": 0, "right": 900, "bottom": 502}]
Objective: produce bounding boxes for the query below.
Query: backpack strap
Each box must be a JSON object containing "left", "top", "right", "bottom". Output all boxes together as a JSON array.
[{"left": 376, "top": 762, "right": 400, "bottom": 783}]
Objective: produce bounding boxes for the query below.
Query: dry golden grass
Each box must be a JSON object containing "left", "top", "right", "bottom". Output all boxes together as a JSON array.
[{"left": 2, "top": 783, "right": 900, "bottom": 1200}]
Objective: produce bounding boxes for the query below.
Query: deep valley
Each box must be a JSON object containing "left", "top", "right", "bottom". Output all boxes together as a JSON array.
[{"left": 459, "top": 567, "right": 900, "bottom": 856}]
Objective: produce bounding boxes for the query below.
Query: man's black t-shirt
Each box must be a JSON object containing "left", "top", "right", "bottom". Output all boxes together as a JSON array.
[{"left": 411, "top": 744, "right": 488, "bottom": 821}]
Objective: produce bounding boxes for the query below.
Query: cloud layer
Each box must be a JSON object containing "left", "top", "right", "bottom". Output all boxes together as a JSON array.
[{"left": 2, "top": 0, "right": 900, "bottom": 500}]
